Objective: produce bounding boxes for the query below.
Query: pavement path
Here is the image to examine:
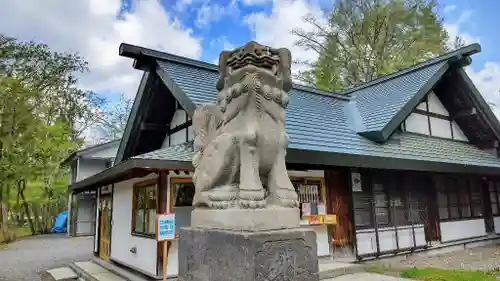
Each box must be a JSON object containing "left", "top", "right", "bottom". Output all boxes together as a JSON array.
[{"left": 0, "top": 234, "right": 93, "bottom": 281}]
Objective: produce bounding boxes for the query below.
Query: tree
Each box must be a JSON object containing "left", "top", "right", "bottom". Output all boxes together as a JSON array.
[
  {"left": 292, "top": 0, "right": 462, "bottom": 92},
  {"left": 0, "top": 35, "right": 101, "bottom": 237},
  {"left": 95, "top": 93, "right": 133, "bottom": 143}
]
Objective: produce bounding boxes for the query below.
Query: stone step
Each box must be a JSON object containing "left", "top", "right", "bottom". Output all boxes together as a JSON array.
[
  {"left": 319, "top": 262, "right": 365, "bottom": 279},
  {"left": 41, "top": 267, "right": 79, "bottom": 281}
]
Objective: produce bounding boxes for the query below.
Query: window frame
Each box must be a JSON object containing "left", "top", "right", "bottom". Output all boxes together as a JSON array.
[
  {"left": 436, "top": 176, "right": 483, "bottom": 222},
  {"left": 131, "top": 178, "right": 159, "bottom": 238},
  {"left": 169, "top": 177, "right": 195, "bottom": 213}
]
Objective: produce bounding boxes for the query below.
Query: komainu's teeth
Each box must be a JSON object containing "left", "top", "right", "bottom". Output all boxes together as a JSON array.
[{"left": 272, "top": 64, "right": 277, "bottom": 74}]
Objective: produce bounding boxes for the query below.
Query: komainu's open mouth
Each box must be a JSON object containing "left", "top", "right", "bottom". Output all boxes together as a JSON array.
[{"left": 226, "top": 41, "right": 280, "bottom": 75}]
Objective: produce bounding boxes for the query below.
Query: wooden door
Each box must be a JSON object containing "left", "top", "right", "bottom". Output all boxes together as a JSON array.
[
  {"left": 420, "top": 174, "right": 440, "bottom": 242},
  {"left": 325, "top": 169, "right": 353, "bottom": 249},
  {"left": 99, "top": 197, "right": 112, "bottom": 261}
]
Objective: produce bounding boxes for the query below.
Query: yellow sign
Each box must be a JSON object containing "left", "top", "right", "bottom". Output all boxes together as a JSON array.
[{"left": 323, "top": 214, "right": 337, "bottom": 225}]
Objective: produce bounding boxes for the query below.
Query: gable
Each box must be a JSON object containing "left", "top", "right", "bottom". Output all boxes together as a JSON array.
[
  {"left": 352, "top": 44, "right": 482, "bottom": 142},
  {"left": 403, "top": 91, "right": 469, "bottom": 142}
]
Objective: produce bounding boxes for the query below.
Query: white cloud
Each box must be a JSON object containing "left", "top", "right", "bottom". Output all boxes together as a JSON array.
[
  {"left": 0, "top": 0, "right": 203, "bottom": 144},
  {"left": 240, "top": 0, "right": 272, "bottom": 5},
  {"left": 244, "top": 0, "right": 326, "bottom": 77},
  {"left": 0, "top": 0, "right": 203, "bottom": 99},
  {"left": 195, "top": 1, "right": 240, "bottom": 28},
  {"left": 443, "top": 4, "right": 456, "bottom": 13},
  {"left": 466, "top": 63, "right": 500, "bottom": 115},
  {"left": 442, "top": 10, "right": 500, "bottom": 116},
  {"left": 444, "top": 10, "right": 480, "bottom": 46}
]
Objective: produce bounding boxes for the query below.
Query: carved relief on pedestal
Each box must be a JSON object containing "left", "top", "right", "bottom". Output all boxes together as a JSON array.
[{"left": 191, "top": 41, "right": 299, "bottom": 210}]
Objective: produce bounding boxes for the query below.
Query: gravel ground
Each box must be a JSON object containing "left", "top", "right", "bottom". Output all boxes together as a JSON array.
[
  {"left": 0, "top": 234, "right": 93, "bottom": 281},
  {"left": 371, "top": 242, "right": 500, "bottom": 271}
]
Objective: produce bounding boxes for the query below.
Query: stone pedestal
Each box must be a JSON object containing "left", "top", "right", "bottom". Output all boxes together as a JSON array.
[
  {"left": 178, "top": 227, "right": 318, "bottom": 281},
  {"left": 190, "top": 207, "right": 300, "bottom": 231}
]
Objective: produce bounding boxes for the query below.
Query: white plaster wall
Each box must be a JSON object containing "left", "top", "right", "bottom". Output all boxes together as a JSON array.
[
  {"left": 427, "top": 91, "right": 449, "bottom": 116},
  {"left": 405, "top": 113, "right": 430, "bottom": 135},
  {"left": 430, "top": 117, "right": 452, "bottom": 139},
  {"left": 451, "top": 121, "right": 468, "bottom": 141},
  {"left": 494, "top": 217, "right": 500, "bottom": 234},
  {"left": 77, "top": 159, "right": 108, "bottom": 181},
  {"left": 111, "top": 174, "right": 159, "bottom": 276},
  {"left": 440, "top": 219, "right": 487, "bottom": 242},
  {"left": 355, "top": 225, "right": 426, "bottom": 256},
  {"left": 309, "top": 225, "right": 330, "bottom": 257},
  {"left": 85, "top": 143, "right": 119, "bottom": 159},
  {"left": 161, "top": 110, "right": 194, "bottom": 148}
]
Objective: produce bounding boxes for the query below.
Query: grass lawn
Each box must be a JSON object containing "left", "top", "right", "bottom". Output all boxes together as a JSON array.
[
  {"left": 401, "top": 267, "right": 499, "bottom": 281},
  {"left": 0, "top": 227, "right": 32, "bottom": 248},
  {"left": 364, "top": 263, "right": 500, "bottom": 281}
]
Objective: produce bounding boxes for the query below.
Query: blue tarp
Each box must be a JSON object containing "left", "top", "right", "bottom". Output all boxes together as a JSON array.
[{"left": 51, "top": 211, "right": 68, "bottom": 233}]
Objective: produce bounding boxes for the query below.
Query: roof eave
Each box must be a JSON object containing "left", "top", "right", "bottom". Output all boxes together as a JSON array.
[
  {"left": 69, "top": 158, "right": 192, "bottom": 192},
  {"left": 456, "top": 68, "right": 500, "bottom": 141},
  {"left": 115, "top": 71, "right": 156, "bottom": 164}
]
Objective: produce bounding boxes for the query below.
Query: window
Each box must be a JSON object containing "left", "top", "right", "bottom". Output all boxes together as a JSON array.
[
  {"left": 352, "top": 171, "right": 421, "bottom": 229},
  {"left": 436, "top": 176, "right": 482, "bottom": 221},
  {"left": 132, "top": 180, "right": 157, "bottom": 236},
  {"left": 489, "top": 181, "right": 500, "bottom": 216},
  {"left": 291, "top": 177, "right": 325, "bottom": 219},
  {"left": 170, "top": 178, "right": 196, "bottom": 234}
]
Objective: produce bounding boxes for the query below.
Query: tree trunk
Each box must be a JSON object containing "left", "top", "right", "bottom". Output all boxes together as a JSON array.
[
  {"left": 0, "top": 201, "right": 10, "bottom": 242},
  {"left": 19, "top": 183, "right": 35, "bottom": 234}
]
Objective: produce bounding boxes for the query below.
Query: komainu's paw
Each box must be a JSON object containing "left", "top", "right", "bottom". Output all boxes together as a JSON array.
[
  {"left": 275, "top": 188, "right": 299, "bottom": 208},
  {"left": 209, "top": 201, "right": 232, "bottom": 209},
  {"left": 238, "top": 199, "right": 267, "bottom": 209},
  {"left": 238, "top": 189, "right": 266, "bottom": 209}
]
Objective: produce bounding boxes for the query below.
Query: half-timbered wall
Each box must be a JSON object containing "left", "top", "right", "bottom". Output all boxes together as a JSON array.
[
  {"left": 161, "top": 102, "right": 194, "bottom": 148},
  {"left": 403, "top": 91, "right": 469, "bottom": 142}
]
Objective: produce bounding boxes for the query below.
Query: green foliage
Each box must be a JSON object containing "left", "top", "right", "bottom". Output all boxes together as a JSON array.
[
  {"left": 293, "top": 0, "right": 463, "bottom": 92},
  {"left": 0, "top": 34, "right": 101, "bottom": 236},
  {"left": 401, "top": 267, "right": 498, "bottom": 281}
]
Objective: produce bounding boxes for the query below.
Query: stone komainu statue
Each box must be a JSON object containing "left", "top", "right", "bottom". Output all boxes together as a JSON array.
[{"left": 192, "top": 41, "right": 299, "bottom": 209}]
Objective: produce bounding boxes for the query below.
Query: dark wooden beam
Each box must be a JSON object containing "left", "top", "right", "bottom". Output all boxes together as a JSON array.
[
  {"left": 170, "top": 120, "right": 192, "bottom": 134},
  {"left": 140, "top": 122, "right": 170, "bottom": 132},
  {"left": 452, "top": 108, "right": 477, "bottom": 119}
]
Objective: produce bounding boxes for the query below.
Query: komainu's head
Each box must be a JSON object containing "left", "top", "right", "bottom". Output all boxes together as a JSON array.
[{"left": 216, "top": 41, "right": 292, "bottom": 92}]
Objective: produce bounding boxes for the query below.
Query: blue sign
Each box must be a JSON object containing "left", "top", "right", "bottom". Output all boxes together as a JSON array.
[{"left": 157, "top": 214, "right": 176, "bottom": 241}]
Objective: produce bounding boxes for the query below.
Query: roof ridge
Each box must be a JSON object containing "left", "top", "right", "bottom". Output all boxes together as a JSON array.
[
  {"left": 337, "top": 43, "right": 481, "bottom": 96},
  {"left": 120, "top": 42, "right": 479, "bottom": 102}
]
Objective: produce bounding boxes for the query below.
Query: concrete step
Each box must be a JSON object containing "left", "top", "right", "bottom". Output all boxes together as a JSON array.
[
  {"left": 41, "top": 267, "right": 79, "bottom": 281},
  {"left": 68, "top": 261, "right": 126, "bottom": 281},
  {"left": 69, "top": 258, "right": 362, "bottom": 281},
  {"left": 319, "top": 261, "right": 365, "bottom": 279}
]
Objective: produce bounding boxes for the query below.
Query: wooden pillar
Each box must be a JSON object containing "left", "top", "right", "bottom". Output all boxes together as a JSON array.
[{"left": 324, "top": 169, "right": 352, "bottom": 248}]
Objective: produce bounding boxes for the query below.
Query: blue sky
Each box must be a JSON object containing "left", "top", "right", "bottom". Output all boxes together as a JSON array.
[
  {"left": 440, "top": 0, "right": 500, "bottom": 72},
  {"left": 1, "top": 0, "right": 500, "bottom": 140}
]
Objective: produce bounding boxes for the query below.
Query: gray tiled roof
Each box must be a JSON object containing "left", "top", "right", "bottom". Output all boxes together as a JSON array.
[
  {"left": 133, "top": 141, "right": 194, "bottom": 162},
  {"left": 149, "top": 58, "right": 500, "bottom": 169},
  {"left": 354, "top": 61, "right": 447, "bottom": 133}
]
